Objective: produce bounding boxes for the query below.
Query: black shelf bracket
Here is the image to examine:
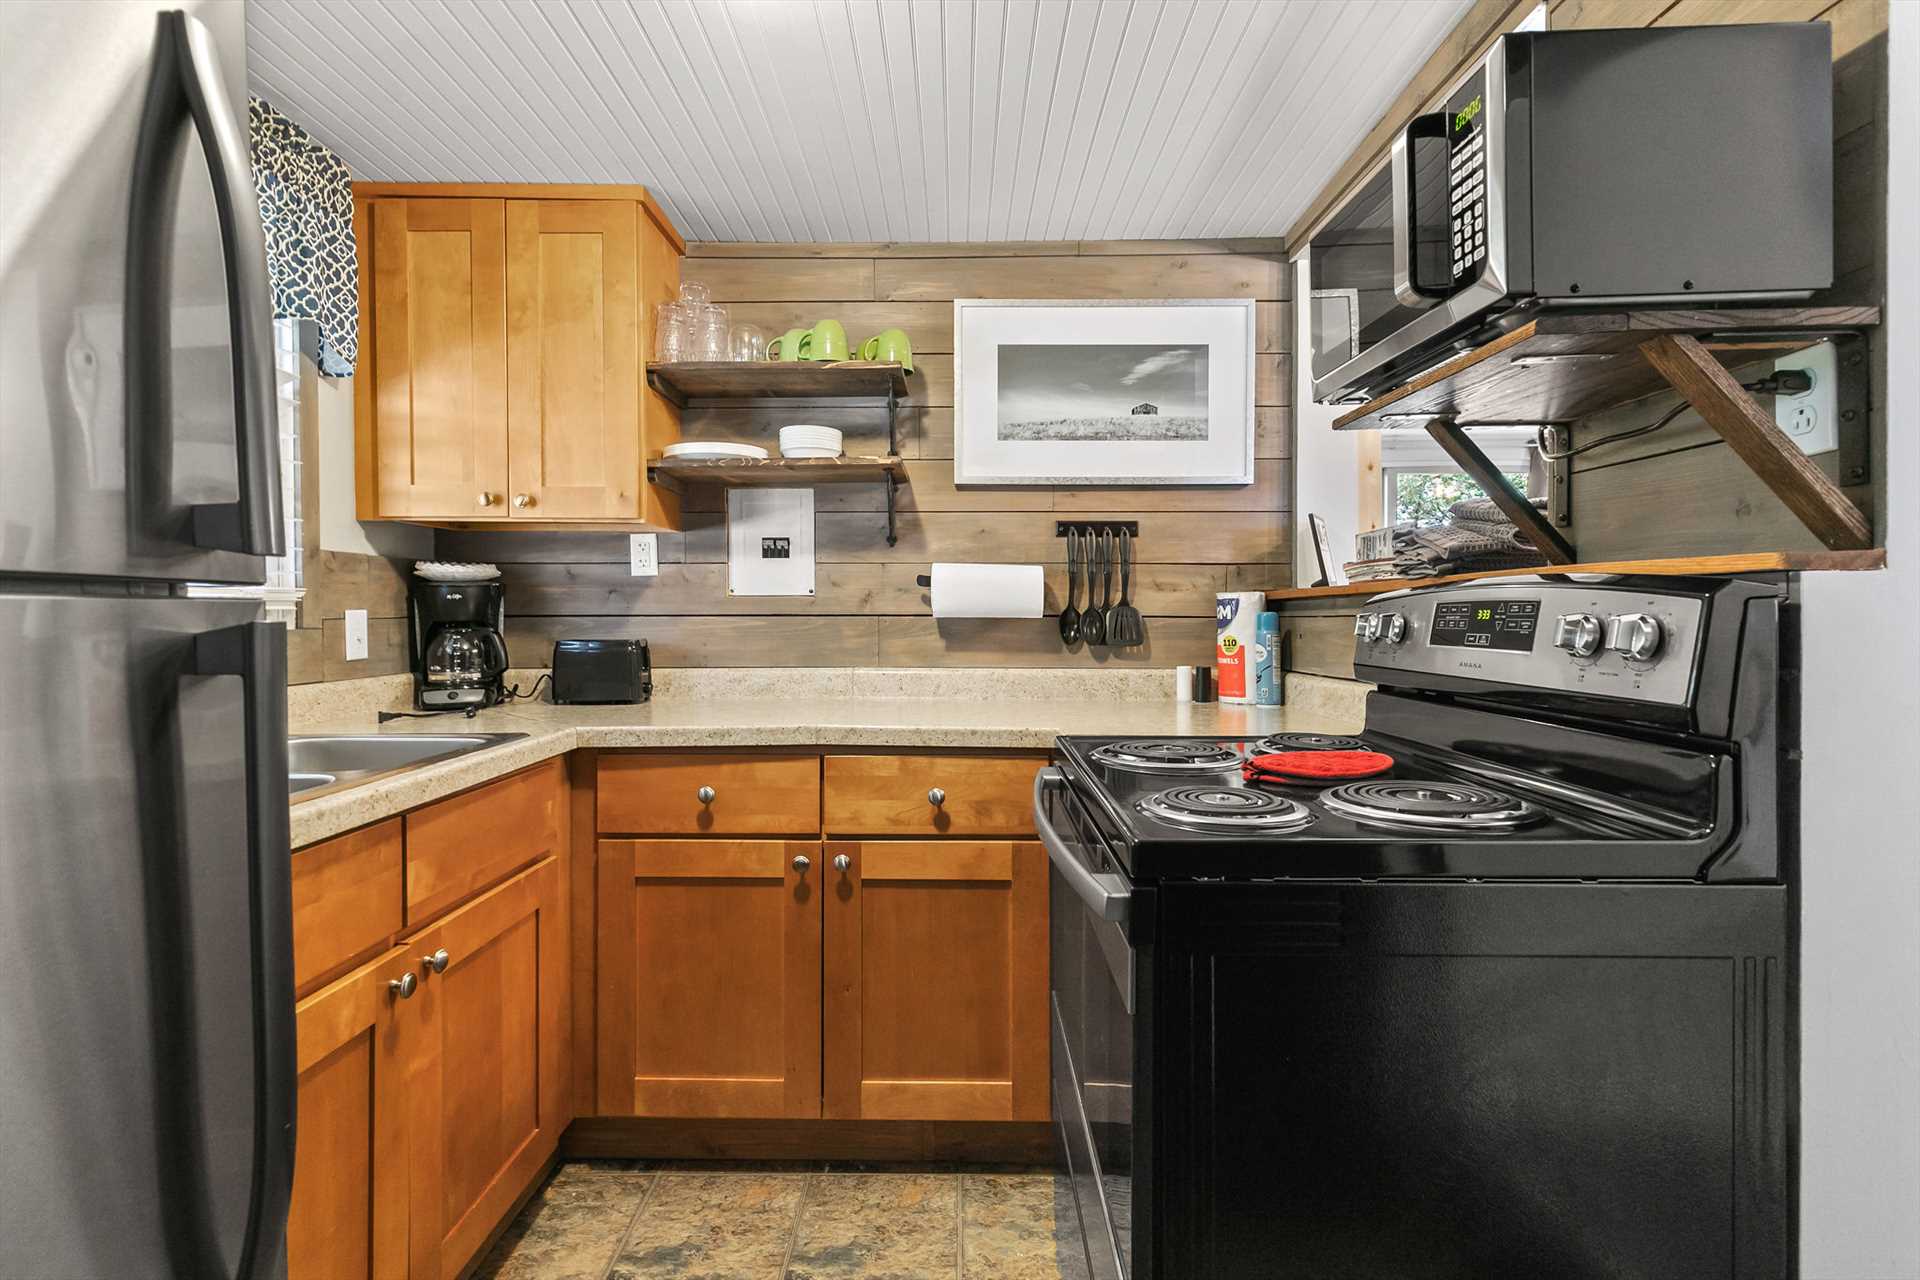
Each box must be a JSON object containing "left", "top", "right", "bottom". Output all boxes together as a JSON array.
[
  {"left": 885, "top": 472, "right": 899, "bottom": 547},
  {"left": 886, "top": 385, "right": 899, "bottom": 457},
  {"left": 644, "top": 367, "right": 688, "bottom": 410}
]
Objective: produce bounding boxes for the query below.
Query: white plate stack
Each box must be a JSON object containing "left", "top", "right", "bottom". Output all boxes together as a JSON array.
[
  {"left": 413, "top": 561, "right": 501, "bottom": 582},
  {"left": 779, "top": 424, "right": 844, "bottom": 459}
]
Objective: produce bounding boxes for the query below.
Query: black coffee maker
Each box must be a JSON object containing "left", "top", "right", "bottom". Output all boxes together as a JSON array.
[{"left": 408, "top": 579, "right": 509, "bottom": 710}]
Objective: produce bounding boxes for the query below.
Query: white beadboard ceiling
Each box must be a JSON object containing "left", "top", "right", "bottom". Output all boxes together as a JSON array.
[{"left": 246, "top": 0, "right": 1472, "bottom": 244}]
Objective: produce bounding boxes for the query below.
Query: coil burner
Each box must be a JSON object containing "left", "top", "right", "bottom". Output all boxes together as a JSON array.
[
  {"left": 1090, "top": 740, "right": 1245, "bottom": 775},
  {"left": 1252, "top": 733, "right": 1367, "bottom": 754},
  {"left": 1321, "top": 781, "right": 1542, "bottom": 831},
  {"left": 1136, "top": 785, "right": 1315, "bottom": 833}
]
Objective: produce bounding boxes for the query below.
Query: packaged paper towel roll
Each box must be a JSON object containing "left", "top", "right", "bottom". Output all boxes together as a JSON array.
[{"left": 929, "top": 563, "right": 1045, "bottom": 618}]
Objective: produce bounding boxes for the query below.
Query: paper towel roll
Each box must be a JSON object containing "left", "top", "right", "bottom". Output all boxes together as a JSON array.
[{"left": 929, "top": 563, "right": 1045, "bottom": 618}]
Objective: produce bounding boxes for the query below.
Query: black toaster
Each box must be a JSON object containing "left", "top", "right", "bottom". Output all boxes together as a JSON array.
[{"left": 551, "top": 639, "right": 651, "bottom": 704}]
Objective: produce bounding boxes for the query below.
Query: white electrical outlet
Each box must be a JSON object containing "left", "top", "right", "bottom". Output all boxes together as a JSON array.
[
  {"left": 629, "top": 533, "right": 659, "bottom": 577},
  {"left": 344, "top": 609, "right": 369, "bottom": 661},
  {"left": 1773, "top": 340, "right": 1838, "bottom": 456}
]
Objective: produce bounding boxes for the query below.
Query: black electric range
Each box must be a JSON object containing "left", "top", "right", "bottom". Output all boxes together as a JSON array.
[{"left": 1042, "top": 575, "right": 1796, "bottom": 1280}]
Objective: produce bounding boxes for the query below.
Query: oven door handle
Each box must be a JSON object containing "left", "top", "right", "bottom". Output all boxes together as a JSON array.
[{"left": 1035, "top": 768, "right": 1130, "bottom": 925}]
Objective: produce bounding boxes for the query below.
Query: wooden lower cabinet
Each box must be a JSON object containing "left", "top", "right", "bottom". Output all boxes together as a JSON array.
[
  {"left": 597, "top": 839, "right": 822, "bottom": 1118},
  {"left": 288, "top": 856, "right": 566, "bottom": 1280},
  {"left": 405, "top": 857, "right": 568, "bottom": 1280},
  {"left": 289, "top": 947, "right": 413, "bottom": 1280},
  {"left": 822, "top": 840, "right": 1050, "bottom": 1123}
]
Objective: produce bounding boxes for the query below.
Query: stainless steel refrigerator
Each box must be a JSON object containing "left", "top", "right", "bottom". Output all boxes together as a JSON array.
[{"left": 1, "top": 4, "right": 294, "bottom": 1277}]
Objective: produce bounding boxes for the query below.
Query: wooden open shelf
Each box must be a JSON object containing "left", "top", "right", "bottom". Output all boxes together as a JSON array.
[
  {"left": 646, "top": 454, "right": 904, "bottom": 493},
  {"left": 1264, "top": 550, "right": 1887, "bottom": 603},
  {"left": 645, "top": 360, "right": 911, "bottom": 406},
  {"left": 1331, "top": 306, "right": 1879, "bottom": 432}
]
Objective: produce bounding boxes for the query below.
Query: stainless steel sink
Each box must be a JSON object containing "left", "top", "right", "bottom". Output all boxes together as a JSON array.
[{"left": 287, "top": 733, "right": 528, "bottom": 801}]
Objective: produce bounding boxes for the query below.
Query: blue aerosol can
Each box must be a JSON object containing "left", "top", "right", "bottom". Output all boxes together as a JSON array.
[{"left": 1253, "top": 611, "right": 1283, "bottom": 706}]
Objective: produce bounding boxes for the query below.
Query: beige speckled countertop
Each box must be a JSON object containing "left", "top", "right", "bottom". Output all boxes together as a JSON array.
[{"left": 289, "top": 676, "right": 1368, "bottom": 848}]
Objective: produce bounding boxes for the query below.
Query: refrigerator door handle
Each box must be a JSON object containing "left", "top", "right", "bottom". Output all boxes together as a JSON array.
[
  {"left": 191, "top": 622, "right": 294, "bottom": 1280},
  {"left": 128, "top": 11, "right": 283, "bottom": 558}
]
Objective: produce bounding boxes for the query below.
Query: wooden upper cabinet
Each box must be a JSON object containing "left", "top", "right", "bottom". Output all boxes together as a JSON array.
[
  {"left": 822, "top": 840, "right": 1050, "bottom": 1123},
  {"left": 288, "top": 947, "right": 412, "bottom": 1280},
  {"left": 355, "top": 184, "right": 683, "bottom": 529},
  {"left": 506, "top": 200, "right": 639, "bottom": 520},
  {"left": 367, "top": 198, "right": 508, "bottom": 519},
  {"left": 596, "top": 839, "right": 822, "bottom": 1119}
]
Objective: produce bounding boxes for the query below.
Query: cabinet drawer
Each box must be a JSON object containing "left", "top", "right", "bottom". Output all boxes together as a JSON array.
[
  {"left": 824, "top": 754, "right": 1045, "bottom": 837},
  {"left": 404, "top": 759, "right": 565, "bottom": 925},
  {"left": 597, "top": 753, "right": 820, "bottom": 835},
  {"left": 292, "top": 818, "right": 404, "bottom": 993}
]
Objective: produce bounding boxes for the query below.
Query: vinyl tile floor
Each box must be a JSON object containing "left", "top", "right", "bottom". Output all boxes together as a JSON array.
[{"left": 472, "top": 1161, "right": 1092, "bottom": 1280}]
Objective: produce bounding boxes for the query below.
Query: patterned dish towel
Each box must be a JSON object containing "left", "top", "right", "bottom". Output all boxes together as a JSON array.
[{"left": 249, "top": 97, "right": 356, "bottom": 376}]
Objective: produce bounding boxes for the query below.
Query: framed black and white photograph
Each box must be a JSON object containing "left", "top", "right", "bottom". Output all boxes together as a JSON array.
[{"left": 952, "top": 299, "right": 1256, "bottom": 486}]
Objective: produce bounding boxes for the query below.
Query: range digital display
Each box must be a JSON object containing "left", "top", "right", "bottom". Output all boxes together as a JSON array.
[{"left": 1429, "top": 598, "right": 1540, "bottom": 651}]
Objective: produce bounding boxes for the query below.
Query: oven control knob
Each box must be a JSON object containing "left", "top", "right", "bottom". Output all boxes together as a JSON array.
[
  {"left": 1353, "top": 613, "right": 1381, "bottom": 643},
  {"left": 1377, "top": 612, "right": 1407, "bottom": 644},
  {"left": 1552, "top": 612, "right": 1603, "bottom": 658},
  {"left": 1605, "top": 612, "right": 1663, "bottom": 662}
]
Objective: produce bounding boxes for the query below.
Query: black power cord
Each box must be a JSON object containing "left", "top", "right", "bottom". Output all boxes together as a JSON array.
[{"left": 1536, "top": 367, "right": 1811, "bottom": 461}]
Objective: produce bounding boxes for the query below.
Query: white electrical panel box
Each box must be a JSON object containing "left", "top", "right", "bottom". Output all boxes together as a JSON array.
[{"left": 727, "top": 488, "right": 816, "bottom": 596}]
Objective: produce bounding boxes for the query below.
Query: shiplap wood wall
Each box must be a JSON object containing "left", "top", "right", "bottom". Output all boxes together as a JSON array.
[{"left": 434, "top": 239, "right": 1293, "bottom": 670}]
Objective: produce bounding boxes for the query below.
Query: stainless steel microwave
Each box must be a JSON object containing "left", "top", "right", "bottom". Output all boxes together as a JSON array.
[{"left": 1308, "top": 23, "right": 1833, "bottom": 405}]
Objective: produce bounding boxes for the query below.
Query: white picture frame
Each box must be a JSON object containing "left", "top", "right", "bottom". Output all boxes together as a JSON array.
[{"left": 952, "top": 298, "right": 1257, "bottom": 487}]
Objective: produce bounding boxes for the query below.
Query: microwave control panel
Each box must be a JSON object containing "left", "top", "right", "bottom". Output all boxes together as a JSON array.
[{"left": 1447, "top": 79, "right": 1488, "bottom": 282}]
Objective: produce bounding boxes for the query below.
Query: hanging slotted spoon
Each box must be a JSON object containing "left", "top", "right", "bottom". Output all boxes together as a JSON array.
[
  {"left": 1058, "top": 529, "right": 1082, "bottom": 645},
  {"left": 1110, "top": 529, "right": 1145, "bottom": 646}
]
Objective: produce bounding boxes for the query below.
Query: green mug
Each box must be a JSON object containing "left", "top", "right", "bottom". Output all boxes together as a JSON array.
[
  {"left": 767, "top": 327, "right": 810, "bottom": 361},
  {"left": 803, "top": 318, "right": 850, "bottom": 362},
  {"left": 858, "top": 327, "right": 914, "bottom": 373}
]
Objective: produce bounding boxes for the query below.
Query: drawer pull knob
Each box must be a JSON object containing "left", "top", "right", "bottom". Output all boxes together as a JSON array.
[
  {"left": 422, "top": 948, "right": 450, "bottom": 974},
  {"left": 388, "top": 973, "right": 417, "bottom": 999},
  {"left": 513, "top": 493, "right": 533, "bottom": 508},
  {"left": 477, "top": 492, "right": 495, "bottom": 507},
  {"left": 833, "top": 853, "right": 852, "bottom": 872},
  {"left": 928, "top": 787, "right": 946, "bottom": 806},
  {"left": 696, "top": 785, "right": 716, "bottom": 804},
  {"left": 792, "top": 854, "right": 811, "bottom": 873}
]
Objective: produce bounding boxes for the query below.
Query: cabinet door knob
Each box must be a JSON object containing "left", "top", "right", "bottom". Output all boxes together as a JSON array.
[
  {"left": 388, "top": 973, "right": 417, "bottom": 999},
  {"left": 792, "top": 854, "right": 811, "bottom": 872},
  {"left": 422, "top": 948, "right": 450, "bottom": 974},
  {"left": 696, "top": 785, "right": 716, "bottom": 804},
  {"left": 477, "top": 492, "right": 495, "bottom": 507},
  {"left": 927, "top": 787, "right": 946, "bottom": 806},
  {"left": 513, "top": 493, "right": 533, "bottom": 508},
  {"left": 833, "top": 853, "right": 852, "bottom": 872}
]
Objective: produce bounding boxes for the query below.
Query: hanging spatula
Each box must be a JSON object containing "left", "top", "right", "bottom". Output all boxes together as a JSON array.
[{"left": 1110, "top": 529, "right": 1145, "bottom": 647}]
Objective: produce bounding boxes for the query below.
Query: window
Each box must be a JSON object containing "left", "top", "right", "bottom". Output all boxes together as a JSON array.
[{"left": 1378, "top": 426, "right": 1537, "bottom": 528}]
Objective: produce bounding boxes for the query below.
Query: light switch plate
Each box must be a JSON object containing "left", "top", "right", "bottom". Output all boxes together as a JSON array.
[
  {"left": 629, "top": 533, "right": 659, "bottom": 577},
  {"left": 343, "top": 609, "right": 369, "bottom": 661},
  {"left": 1774, "top": 340, "right": 1837, "bottom": 456}
]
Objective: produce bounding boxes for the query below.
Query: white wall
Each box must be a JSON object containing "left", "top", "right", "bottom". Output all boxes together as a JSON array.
[
  {"left": 1798, "top": 6, "right": 1920, "bottom": 1275},
  {"left": 1290, "top": 253, "right": 1361, "bottom": 586},
  {"left": 311, "top": 372, "right": 430, "bottom": 560}
]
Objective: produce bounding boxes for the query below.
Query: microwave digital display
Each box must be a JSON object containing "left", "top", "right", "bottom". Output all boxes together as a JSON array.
[{"left": 1430, "top": 598, "right": 1540, "bottom": 651}]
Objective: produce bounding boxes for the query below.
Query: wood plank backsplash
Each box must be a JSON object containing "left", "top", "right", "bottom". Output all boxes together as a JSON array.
[{"left": 437, "top": 239, "right": 1292, "bottom": 670}]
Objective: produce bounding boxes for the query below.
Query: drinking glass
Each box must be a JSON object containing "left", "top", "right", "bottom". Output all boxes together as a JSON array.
[
  {"left": 730, "top": 324, "right": 766, "bottom": 362},
  {"left": 693, "top": 304, "right": 730, "bottom": 361},
  {"left": 653, "top": 301, "right": 691, "bottom": 362}
]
